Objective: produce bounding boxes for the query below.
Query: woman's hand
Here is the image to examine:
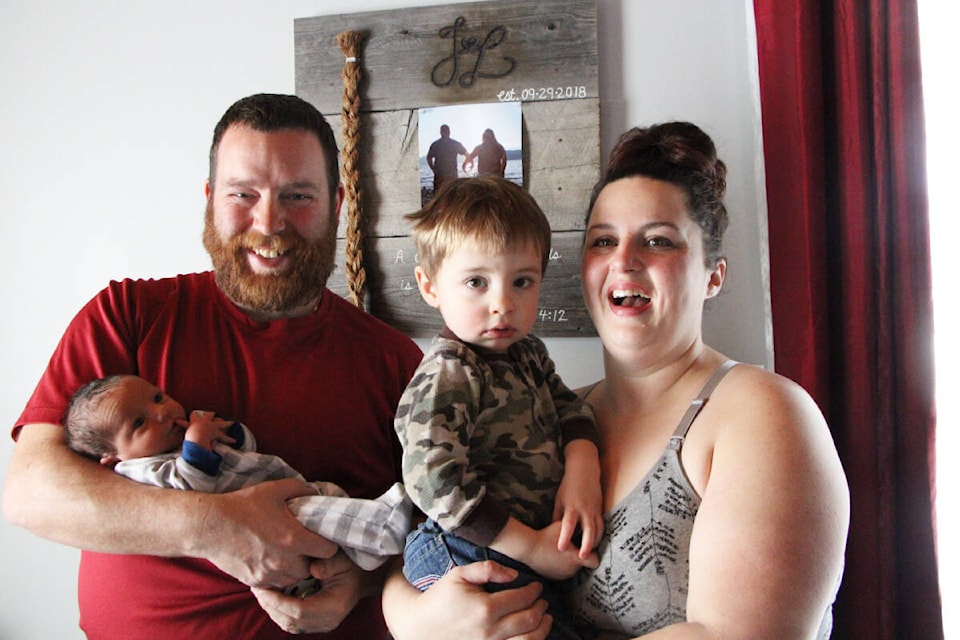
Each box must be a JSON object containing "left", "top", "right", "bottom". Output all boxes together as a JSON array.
[{"left": 383, "top": 560, "right": 552, "bottom": 640}]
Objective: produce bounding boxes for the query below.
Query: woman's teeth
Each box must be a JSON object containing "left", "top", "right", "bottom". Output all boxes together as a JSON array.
[{"left": 611, "top": 289, "right": 649, "bottom": 306}]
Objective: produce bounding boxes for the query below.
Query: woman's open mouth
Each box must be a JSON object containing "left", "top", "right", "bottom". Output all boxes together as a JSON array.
[{"left": 610, "top": 288, "right": 651, "bottom": 307}]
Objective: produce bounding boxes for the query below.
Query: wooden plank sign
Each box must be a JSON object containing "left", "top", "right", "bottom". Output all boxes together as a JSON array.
[{"left": 295, "top": 0, "right": 599, "bottom": 336}]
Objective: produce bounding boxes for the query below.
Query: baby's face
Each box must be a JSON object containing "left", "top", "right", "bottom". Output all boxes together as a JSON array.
[{"left": 100, "top": 376, "right": 187, "bottom": 464}]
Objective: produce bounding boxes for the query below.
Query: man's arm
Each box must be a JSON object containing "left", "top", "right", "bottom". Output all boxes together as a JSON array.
[{"left": 3, "top": 422, "right": 338, "bottom": 588}]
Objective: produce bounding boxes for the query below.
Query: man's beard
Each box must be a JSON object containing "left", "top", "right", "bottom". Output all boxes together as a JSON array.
[{"left": 202, "top": 200, "right": 338, "bottom": 315}]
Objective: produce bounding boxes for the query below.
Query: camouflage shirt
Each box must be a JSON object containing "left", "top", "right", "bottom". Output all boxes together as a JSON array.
[{"left": 395, "top": 331, "right": 597, "bottom": 546}]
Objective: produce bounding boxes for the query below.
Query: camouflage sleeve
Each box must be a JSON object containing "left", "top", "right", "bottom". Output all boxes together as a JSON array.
[
  {"left": 529, "top": 335, "right": 599, "bottom": 448},
  {"left": 394, "top": 344, "right": 495, "bottom": 533}
]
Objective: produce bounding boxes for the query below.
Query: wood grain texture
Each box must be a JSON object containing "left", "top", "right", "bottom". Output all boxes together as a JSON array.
[{"left": 296, "top": 0, "right": 598, "bottom": 112}]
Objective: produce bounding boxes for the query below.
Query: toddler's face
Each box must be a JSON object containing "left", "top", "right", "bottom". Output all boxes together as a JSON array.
[
  {"left": 99, "top": 376, "right": 187, "bottom": 465},
  {"left": 417, "top": 238, "right": 543, "bottom": 352}
]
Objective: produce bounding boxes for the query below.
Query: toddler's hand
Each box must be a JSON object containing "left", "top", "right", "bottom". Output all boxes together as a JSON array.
[{"left": 527, "top": 521, "right": 598, "bottom": 580}]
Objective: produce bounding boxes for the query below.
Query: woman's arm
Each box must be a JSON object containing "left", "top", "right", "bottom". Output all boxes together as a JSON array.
[
  {"left": 639, "top": 367, "right": 849, "bottom": 639},
  {"left": 3, "top": 422, "right": 338, "bottom": 588}
]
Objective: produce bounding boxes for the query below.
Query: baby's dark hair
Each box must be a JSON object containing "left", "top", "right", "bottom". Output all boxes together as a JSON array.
[
  {"left": 587, "top": 122, "right": 728, "bottom": 268},
  {"left": 64, "top": 375, "right": 127, "bottom": 460}
]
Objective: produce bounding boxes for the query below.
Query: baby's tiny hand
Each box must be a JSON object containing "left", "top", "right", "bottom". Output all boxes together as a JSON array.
[{"left": 183, "top": 410, "right": 236, "bottom": 451}]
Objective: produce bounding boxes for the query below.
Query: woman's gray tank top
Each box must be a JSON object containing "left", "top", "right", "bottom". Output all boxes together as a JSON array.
[{"left": 569, "top": 361, "right": 832, "bottom": 638}]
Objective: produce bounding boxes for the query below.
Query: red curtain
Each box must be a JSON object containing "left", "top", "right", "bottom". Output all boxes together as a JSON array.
[{"left": 752, "top": 2, "right": 940, "bottom": 638}]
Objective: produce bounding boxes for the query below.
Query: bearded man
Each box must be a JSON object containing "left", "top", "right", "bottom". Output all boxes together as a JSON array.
[{"left": 4, "top": 94, "right": 423, "bottom": 640}]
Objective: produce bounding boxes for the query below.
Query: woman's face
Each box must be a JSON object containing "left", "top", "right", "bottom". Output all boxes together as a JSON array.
[{"left": 581, "top": 176, "right": 725, "bottom": 361}]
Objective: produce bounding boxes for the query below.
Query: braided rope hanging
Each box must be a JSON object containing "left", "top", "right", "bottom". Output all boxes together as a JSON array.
[{"left": 337, "top": 30, "right": 368, "bottom": 309}]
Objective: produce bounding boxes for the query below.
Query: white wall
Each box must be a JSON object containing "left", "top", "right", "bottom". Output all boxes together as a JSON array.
[{"left": 0, "top": 0, "right": 768, "bottom": 636}]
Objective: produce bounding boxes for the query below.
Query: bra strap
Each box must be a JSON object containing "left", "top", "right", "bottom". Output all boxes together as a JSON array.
[{"left": 670, "top": 359, "right": 738, "bottom": 446}]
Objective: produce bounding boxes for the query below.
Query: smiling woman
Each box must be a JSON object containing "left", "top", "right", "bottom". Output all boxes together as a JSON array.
[
  {"left": 582, "top": 176, "right": 725, "bottom": 354},
  {"left": 581, "top": 122, "right": 728, "bottom": 362}
]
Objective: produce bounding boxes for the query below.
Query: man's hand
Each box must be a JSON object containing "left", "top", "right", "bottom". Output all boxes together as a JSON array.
[
  {"left": 193, "top": 478, "right": 339, "bottom": 588},
  {"left": 251, "top": 552, "right": 369, "bottom": 634}
]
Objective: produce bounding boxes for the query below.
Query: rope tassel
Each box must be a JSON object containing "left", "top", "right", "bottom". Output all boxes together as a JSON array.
[{"left": 337, "top": 30, "right": 368, "bottom": 309}]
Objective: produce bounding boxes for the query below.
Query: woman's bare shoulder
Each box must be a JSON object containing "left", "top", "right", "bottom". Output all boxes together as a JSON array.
[
  {"left": 717, "top": 362, "right": 825, "bottom": 426},
  {"left": 702, "top": 361, "right": 847, "bottom": 496},
  {"left": 708, "top": 361, "right": 846, "bottom": 499}
]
